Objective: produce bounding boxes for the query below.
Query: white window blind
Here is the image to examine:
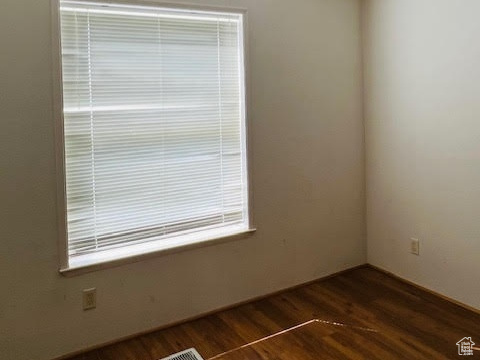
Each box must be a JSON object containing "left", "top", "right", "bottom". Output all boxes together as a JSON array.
[{"left": 59, "top": 1, "right": 249, "bottom": 260}]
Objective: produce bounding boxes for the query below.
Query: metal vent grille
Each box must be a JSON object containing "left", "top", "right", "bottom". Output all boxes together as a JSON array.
[{"left": 159, "top": 348, "right": 204, "bottom": 360}]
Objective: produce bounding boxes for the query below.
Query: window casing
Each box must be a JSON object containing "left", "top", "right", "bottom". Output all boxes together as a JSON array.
[{"left": 55, "top": 0, "right": 251, "bottom": 272}]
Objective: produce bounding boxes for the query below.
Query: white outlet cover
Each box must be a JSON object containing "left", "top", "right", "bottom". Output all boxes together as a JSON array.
[
  {"left": 410, "top": 238, "right": 420, "bottom": 255},
  {"left": 83, "top": 288, "right": 96, "bottom": 310}
]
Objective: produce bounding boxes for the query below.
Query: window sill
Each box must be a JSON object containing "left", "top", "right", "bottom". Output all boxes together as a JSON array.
[{"left": 60, "top": 226, "right": 256, "bottom": 277}]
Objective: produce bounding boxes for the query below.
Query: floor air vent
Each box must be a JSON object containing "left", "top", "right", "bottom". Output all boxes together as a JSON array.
[{"left": 159, "top": 348, "right": 205, "bottom": 360}]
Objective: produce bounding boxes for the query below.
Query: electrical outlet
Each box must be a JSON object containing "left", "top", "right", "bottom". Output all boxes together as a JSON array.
[
  {"left": 83, "top": 288, "right": 96, "bottom": 310},
  {"left": 410, "top": 238, "right": 420, "bottom": 256}
]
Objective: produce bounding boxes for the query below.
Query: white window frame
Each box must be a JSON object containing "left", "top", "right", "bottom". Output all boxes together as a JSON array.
[{"left": 51, "top": 0, "right": 254, "bottom": 276}]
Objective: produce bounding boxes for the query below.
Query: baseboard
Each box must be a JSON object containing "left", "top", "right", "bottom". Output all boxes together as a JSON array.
[
  {"left": 53, "top": 264, "right": 368, "bottom": 360},
  {"left": 366, "top": 264, "right": 480, "bottom": 315}
]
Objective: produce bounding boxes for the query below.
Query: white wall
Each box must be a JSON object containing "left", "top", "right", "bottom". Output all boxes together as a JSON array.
[
  {"left": 364, "top": 0, "right": 480, "bottom": 310},
  {"left": 0, "top": 0, "right": 365, "bottom": 359}
]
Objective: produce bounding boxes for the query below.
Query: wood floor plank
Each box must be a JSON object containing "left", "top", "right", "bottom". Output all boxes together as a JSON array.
[
  {"left": 64, "top": 267, "right": 480, "bottom": 360},
  {"left": 98, "top": 338, "right": 152, "bottom": 360},
  {"left": 65, "top": 350, "right": 101, "bottom": 360}
]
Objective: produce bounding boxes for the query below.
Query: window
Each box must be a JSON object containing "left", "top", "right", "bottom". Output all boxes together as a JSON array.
[{"left": 56, "top": 0, "right": 251, "bottom": 271}]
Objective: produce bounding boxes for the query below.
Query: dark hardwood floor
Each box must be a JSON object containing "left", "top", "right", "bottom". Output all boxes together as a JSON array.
[{"left": 67, "top": 266, "right": 480, "bottom": 360}]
